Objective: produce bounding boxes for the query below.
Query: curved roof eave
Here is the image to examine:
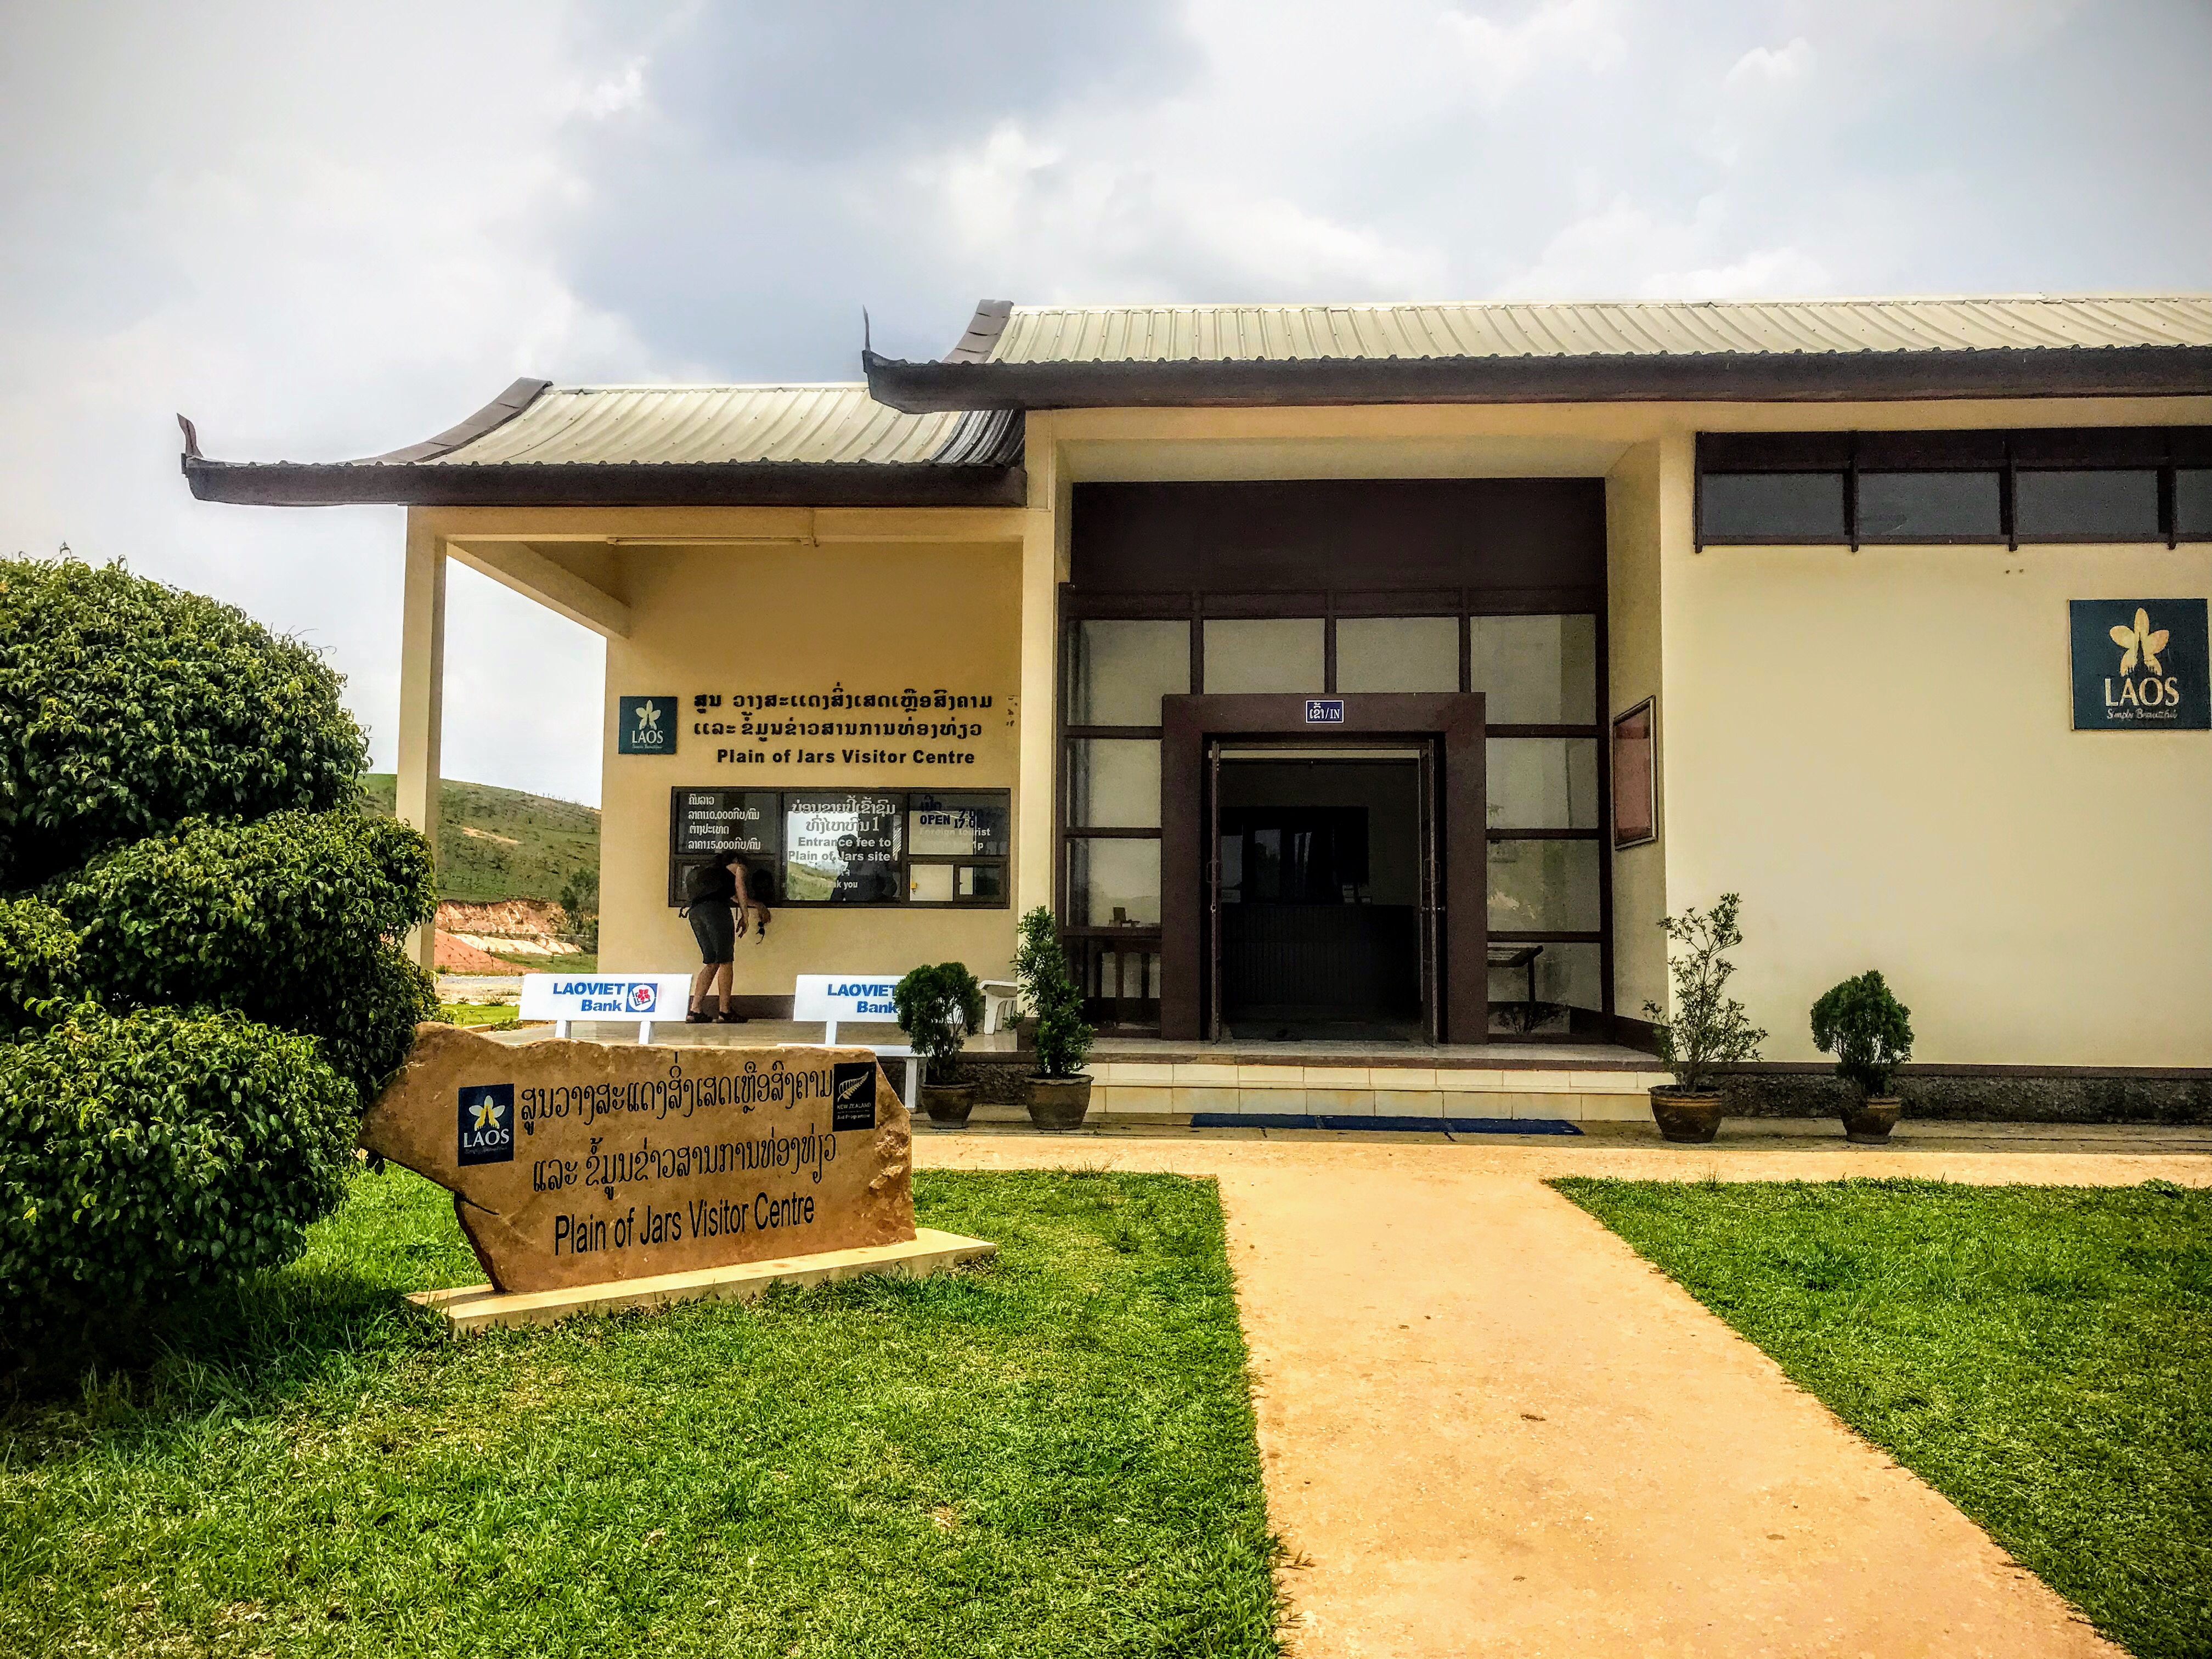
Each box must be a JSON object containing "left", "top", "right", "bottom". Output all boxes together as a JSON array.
[{"left": 180, "top": 457, "right": 1028, "bottom": 509}]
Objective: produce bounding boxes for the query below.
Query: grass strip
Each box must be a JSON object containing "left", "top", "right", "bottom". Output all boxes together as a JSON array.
[
  {"left": 1553, "top": 1176, "right": 2210, "bottom": 1659},
  {"left": 2, "top": 1167, "right": 1283, "bottom": 1657}
]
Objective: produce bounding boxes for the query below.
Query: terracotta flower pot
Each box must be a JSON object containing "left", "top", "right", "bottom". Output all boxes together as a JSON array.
[
  {"left": 1026, "top": 1075, "right": 1093, "bottom": 1131},
  {"left": 920, "top": 1084, "right": 975, "bottom": 1130},
  {"left": 1841, "top": 1095, "right": 1901, "bottom": 1144},
  {"left": 1650, "top": 1087, "right": 1724, "bottom": 1144}
]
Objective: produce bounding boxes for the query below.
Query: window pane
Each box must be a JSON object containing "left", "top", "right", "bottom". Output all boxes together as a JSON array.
[
  {"left": 2016, "top": 470, "right": 2160, "bottom": 540},
  {"left": 957, "top": 865, "right": 1005, "bottom": 900},
  {"left": 1069, "top": 619, "right": 1188, "bottom": 726},
  {"left": 1068, "top": 738, "right": 1160, "bottom": 828},
  {"left": 2179, "top": 469, "right": 2212, "bottom": 539},
  {"left": 1488, "top": 839, "right": 1601, "bottom": 932},
  {"left": 1336, "top": 616, "right": 1459, "bottom": 692},
  {"left": 784, "top": 791, "right": 904, "bottom": 904},
  {"left": 1488, "top": 941, "right": 1602, "bottom": 1033},
  {"left": 1470, "top": 614, "right": 1596, "bottom": 725},
  {"left": 1701, "top": 472, "right": 1846, "bottom": 540},
  {"left": 1204, "top": 618, "right": 1324, "bottom": 693},
  {"left": 1858, "top": 471, "right": 2002, "bottom": 539},
  {"left": 1487, "top": 738, "right": 1599, "bottom": 829},
  {"left": 907, "top": 791, "right": 1008, "bottom": 855},
  {"left": 909, "top": 864, "right": 954, "bottom": 902},
  {"left": 1068, "top": 838, "right": 1160, "bottom": 927}
]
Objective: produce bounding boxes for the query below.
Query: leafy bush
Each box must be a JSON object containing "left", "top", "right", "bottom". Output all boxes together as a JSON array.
[
  {"left": 1643, "top": 893, "right": 1767, "bottom": 1093},
  {"left": 55, "top": 810, "right": 437, "bottom": 1096},
  {"left": 0, "top": 896, "right": 82, "bottom": 1034},
  {"left": 0, "top": 1005, "right": 359, "bottom": 1339},
  {"left": 1811, "top": 970, "right": 1915, "bottom": 1099},
  {"left": 893, "top": 961, "right": 986, "bottom": 1085},
  {"left": 558, "top": 864, "right": 600, "bottom": 952},
  {"left": 1015, "top": 907, "right": 1093, "bottom": 1079},
  {"left": 0, "top": 557, "right": 369, "bottom": 889}
]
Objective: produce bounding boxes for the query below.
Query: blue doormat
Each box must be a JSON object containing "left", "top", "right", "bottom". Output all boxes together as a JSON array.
[{"left": 1189, "top": 1113, "right": 1582, "bottom": 1136}]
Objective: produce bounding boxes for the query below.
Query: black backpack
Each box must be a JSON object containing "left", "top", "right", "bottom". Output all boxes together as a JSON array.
[{"left": 684, "top": 861, "right": 734, "bottom": 905}]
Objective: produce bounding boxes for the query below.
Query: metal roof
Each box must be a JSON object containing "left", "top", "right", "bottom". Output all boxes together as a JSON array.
[
  {"left": 977, "top": 296, "right": 2212, "bottom": 364},
  {"left": 404, "top": 383, "right": 1004, "bottom": 466},
  {"left": 180, "top": 380, "right": 1024, "bottom": 507},
  {"left": 863, "top": 295, "right": 2212, "bottom": 411}
]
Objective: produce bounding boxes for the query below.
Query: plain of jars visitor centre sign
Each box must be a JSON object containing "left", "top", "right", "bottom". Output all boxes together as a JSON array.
[{"left": 180, "top": 293, "right": 2212, "bottom": 1093}]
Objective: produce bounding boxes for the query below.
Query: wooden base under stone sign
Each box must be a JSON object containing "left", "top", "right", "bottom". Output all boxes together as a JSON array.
[{"left": 364, "top": 1023, "right": 960, "bottom": 1297}]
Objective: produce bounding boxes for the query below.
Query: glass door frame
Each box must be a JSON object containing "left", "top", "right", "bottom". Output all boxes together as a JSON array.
[{"left": 1161, "top": 693, "right": 1488, "bottom": 1044}]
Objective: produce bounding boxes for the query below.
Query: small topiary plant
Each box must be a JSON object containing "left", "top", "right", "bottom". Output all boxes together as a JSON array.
[
  {"left": 0, "top": 1005, "right": 360, "bottom": 1342},
  {"left": 1811, "top": 970, "right": 1914, "bottom": 1101},
  {"left": 893, "top": 961, "right": 986, "bottom": 1085},
  {"left": 0, "top": 557, "right": 369, "bottom": 889},
  {"left": 1643, "top": 892, "right": 1767, "bottom": 1093},
  {"left": 54, "top": 809, "right": 438, "bottom": 1098},
  {"left": 1014, "top": 906, "right": 1093, "bottom": 1079}
]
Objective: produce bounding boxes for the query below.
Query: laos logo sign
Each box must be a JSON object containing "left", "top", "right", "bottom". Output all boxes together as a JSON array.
[
  {"left": 618, "top": 695, "right": 678, "bottom": 754},
  {"left": 2069, "top": 600, "right": 2210, "bottom": 731},
  {"left": 458, "top": 1084, "right": 515, "bottom": 1165}
]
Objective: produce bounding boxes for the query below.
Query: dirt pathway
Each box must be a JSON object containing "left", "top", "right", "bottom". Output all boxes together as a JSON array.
[{"left": 916, "top": 1133, "right": 2192, "bottom": 1656}]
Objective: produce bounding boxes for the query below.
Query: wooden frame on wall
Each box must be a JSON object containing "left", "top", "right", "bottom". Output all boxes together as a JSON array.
[{"left": 1610, "top": 698, "right": 1657, "bottom": 850}]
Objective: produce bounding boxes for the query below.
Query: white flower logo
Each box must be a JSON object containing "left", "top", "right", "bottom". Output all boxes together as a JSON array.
[
  {"left": 2109, "top": 608, "right": 2170, "bottom": 676},
  {"left": 635, "top": 701, "right": 662, "bottom": 732}
]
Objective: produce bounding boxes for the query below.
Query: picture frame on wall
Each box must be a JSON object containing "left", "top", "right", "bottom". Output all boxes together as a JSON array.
[{"left": 1611, "top": 698, "right": 1656, "bottom": 849}]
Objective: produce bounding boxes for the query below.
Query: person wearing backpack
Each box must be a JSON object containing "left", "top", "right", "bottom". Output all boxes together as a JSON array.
[{"left": 682, "top": 850, "right": 755, "bottom": 1023}]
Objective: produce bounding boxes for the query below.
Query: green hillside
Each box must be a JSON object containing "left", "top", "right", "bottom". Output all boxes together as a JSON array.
[{"left": 360, "top": 774, "right": 599, "bottom": 903}]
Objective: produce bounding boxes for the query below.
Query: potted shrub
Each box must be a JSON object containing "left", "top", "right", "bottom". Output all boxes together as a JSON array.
[
  {"left": 1811, "top": 970, "right": 1914, "bottom": 1143},
  {"left": 1641, "top": 893, "right": 1767, "bottom": 1143},
  {"left": 893, "top": 961, "right": 987, "bottom": 1130},
  {"left": 1014, "top": 907, "right": 1094, "bottom": 1130}
]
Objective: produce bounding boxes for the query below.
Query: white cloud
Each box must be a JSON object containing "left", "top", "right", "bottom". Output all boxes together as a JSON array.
[
  {"left": 1441, "top": 0, "right": 1628, "bottom": 100},
  {"left": 1725, "top": 37, "right": 1814, "bottom": 89}
]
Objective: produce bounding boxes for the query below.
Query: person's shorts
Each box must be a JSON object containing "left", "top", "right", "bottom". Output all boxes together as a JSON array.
[{"left": 689, "top": 904, "right": 735, "bottom": 964}]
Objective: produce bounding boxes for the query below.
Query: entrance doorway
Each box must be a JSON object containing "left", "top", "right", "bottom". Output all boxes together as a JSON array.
[
  {"left": 1212, "top": 746, "right": 1429, "bottom": 1040},
  {"left": 1159, "top": 692, "right": 1488, "bottom": 1043}
]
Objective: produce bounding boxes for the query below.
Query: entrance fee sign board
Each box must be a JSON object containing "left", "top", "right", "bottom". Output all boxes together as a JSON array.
[
  {"left": 362, "top": 1024, "right": 915, "bottom": 1293},
  {"left": 2069, "top": 599, "right": 2210, "bottom": 731}
]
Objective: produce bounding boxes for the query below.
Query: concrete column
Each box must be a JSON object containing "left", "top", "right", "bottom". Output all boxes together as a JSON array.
[
  {"left": 395, "top": 511, "right": 447, "bottom": 970},
  {"left": 1013, "top": 415, "right": 1064, "bottom": 918}
]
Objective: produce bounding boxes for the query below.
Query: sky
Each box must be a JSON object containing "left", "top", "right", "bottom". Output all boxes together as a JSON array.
[{"left": 3, "top": 0, "right": 2207, "bottom": 808}]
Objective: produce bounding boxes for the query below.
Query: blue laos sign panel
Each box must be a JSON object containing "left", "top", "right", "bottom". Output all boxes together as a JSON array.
[
  {"left": 2068, "top": 600, "right": 2210, "bottom": 731},
  {"left": 618, "top": 695, "right": 679, "bottom": 754}
]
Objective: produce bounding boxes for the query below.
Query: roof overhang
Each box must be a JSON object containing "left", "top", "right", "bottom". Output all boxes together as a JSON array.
[
  {"left": 182, "top": 456, "right": 1027, "bottom": 509},
  {"left": 862, "top": 343, "right": 2212, "bottom": 414}
]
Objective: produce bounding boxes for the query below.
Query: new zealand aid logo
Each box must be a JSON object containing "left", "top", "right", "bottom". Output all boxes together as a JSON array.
[
  {"left": 831, "top": 1062, "right": 877, "bottom": 1132},
  {"left": 458, "top": 1084, "right": 516, "bottom": 1165}
]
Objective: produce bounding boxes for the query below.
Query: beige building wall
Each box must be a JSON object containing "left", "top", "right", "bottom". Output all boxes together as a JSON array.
[
  {"left": 1657, "top": 517, "right": 2212, "bottom": 1067},
  {"left": 1602, "top": 438, "right": 1671, "bottom": 1023},
  {"left": 599, "top": 537, "right": 1023, "bottom": 995}
]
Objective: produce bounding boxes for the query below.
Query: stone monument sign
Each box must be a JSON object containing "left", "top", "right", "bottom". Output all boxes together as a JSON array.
[{"left": 363, "top": 1023, "right": 916, "bottom": 1294}]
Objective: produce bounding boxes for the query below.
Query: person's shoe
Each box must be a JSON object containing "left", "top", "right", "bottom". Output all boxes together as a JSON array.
[
  {"left": 686, "top": 1006, "right": 712, "bottom": 1024},
  {"left": 718, "top": 1007, "right": 749, "bottom": 1023}
]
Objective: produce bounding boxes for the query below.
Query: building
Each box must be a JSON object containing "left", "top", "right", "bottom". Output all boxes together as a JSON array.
[{"left": 185, "top": 295, "right": 2212, "bottom": 1104}]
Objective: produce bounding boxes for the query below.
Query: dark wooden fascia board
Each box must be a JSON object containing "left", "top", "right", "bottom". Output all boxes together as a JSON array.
[
  {"left": 863, "top": 345, "right": 2212, "bottom": 413},
  {"left": 182, "top": 458, "right": 1028, "bottom": 509}
]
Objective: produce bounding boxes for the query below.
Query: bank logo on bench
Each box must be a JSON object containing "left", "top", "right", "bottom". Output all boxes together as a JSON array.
[
  {"left": 628, "top": 983, "right": 658, "bottom": 1014},
  {"left": 831, "top": 1062, "right": 877, "bottom": 1132},
  {"left": 458, "top": 1084, "right": 516, "bottom": 1165}
]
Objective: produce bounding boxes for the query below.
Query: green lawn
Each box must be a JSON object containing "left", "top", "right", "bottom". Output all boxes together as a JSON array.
[
  {"left": 1, "top": 1169, "right": 1282, "bottom": 1658},
  {"left": 1553, "top": 1177, "right": 2211, "bottom": 1659},
  {"left": 434, "top": 1001, "right": 528, "bottom": 1029}
]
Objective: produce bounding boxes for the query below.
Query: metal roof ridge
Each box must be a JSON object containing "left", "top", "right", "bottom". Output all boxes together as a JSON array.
[{"left": 999, "top": 293, "right": 2212, "bottom": 314}]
